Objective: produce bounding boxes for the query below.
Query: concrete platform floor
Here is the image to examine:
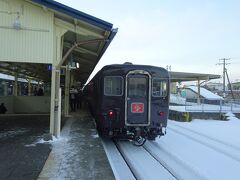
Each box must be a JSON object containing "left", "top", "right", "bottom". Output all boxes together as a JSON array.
[
  {"left": 38, "top": 110, "right": 115, "bottom": 180},
  {"left": 0, "top": 115, "right": 51, "bottom": 180}
]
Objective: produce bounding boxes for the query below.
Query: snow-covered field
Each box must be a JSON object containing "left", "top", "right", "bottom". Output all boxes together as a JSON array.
[{"left": 103, "top": 113, "right": 240, "bottom": 180}]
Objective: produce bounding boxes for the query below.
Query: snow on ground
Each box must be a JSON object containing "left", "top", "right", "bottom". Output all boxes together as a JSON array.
[
  {"left": 25, "top": 135, "right": 62, "bottom": 147},
  {"left": 107, "top": 114, "right": 240, "bottom": 180},
  {"left": 168, "top": 115, "right": 240, "bottom": 148},
  {"left": 117, "top": 141, "right": 175, "bottom": 180},
  {"left": 39, "top": 113, "right": 114, "bottom": 179},
  {"left": 154, "top": 115, "right": 240, "bottom": 180}
]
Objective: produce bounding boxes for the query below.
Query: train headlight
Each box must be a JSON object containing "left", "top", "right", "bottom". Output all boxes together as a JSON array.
[
  {"left": 108, "top": 110, "right": 114, "bottom": 117},
  {"left": 159, "top": 111, "right": 164, "bottom": 117}
]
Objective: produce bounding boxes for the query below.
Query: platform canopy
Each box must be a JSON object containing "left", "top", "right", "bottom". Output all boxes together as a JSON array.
[
  {"left": 0, "top": 0, "right": 117, "bottom": 84},
  {"left": 169, "top": 71, "right": 221, "bottom": 82}
]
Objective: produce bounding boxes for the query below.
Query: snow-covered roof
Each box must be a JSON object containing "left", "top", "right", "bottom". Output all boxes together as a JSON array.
[
  {"left": 170, "top": 94, "right": 186, "bottom": 105},
  {"left": 188, "top": 86, "right": 223, "bottom": 100}
]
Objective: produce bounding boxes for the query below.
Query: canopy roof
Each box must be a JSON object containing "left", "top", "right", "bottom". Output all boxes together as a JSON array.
[
  {"left": 0, "top": 0, "right": 117, "bottom": 84},
  {"left": 170, "top": 71, "right": 221, "bottom": 82}
]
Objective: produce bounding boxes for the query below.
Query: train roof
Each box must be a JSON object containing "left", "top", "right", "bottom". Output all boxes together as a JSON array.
[
  {"left": 100, "top": 63, "right": 168, "bottom": 74},
  {"left": 90, "top": 63, "right": 221, "bottom": 84}
]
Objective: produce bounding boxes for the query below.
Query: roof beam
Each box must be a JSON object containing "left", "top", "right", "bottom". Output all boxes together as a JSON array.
[
  {"left": 12, "top": 63, "right": 41, "bottom": 77},
  {"left": 97, "top": 31, "right": 110, "bottom": 54},
  {"left": 0, "top": 67, "right": 42, "bottom": 82},
  {"left": 55, "top": 18, "right": 104, "bottom": 39},
  {"left": 0, "top": 63, "right": 49, "bottom": 82},
  {"left": 74, "top": 57, "right": 95, "bottom": 65},
  {"left": 64, "top": 42, "right": 98, "bottom": 56}
]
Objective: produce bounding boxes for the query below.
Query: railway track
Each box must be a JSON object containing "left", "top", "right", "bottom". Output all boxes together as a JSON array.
[
  {"left": 143, "top": 141, "right": 209, "bottom": 180},
  {"left": 115, "top": 140, "right": 176, "bottom": 180},
  {"left": 102, "top": 138, "right": 176, "bottom": 180},
  {"left": 102, "top": 122, "right": 240, "bottom": 180},
  {"left": 102, "top": 138, "right": 208, "bottom": 180},
  {"left": 168, "top": 124, "right": 240, "bottom": 163}
]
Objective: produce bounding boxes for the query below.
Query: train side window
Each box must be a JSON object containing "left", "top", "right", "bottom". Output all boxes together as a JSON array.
[
  {"left": 104, "top": 76, "right": 123, "bottom": 96},
  {"left": 152, "top": 78, "right": 167, "bottom": 97}
]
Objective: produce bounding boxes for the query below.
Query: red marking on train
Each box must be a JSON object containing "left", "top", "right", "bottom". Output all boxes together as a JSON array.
[{"left": 131, "top": 103, "right": 144, "bottom": 113}]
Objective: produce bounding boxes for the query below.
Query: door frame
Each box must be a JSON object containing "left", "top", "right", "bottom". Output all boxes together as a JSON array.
[{"left": 125, "top": 70, "right": 151, "bottom": 126}]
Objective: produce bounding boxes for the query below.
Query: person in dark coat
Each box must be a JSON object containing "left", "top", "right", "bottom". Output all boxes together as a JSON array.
[
  {"left": 69, "top": 86, "right": 78, "bottom": 112},
  {"left": 0, "top": 103, "right": 7, "bottom": 114},
  {"left": 37, "top": 87, "right": 44, "bottom": 96},
  {"left": 76, "top": 90, "right": 82, "bottom": 109},
  {"left": 34, "top": 87, "right": 38, "bottom": 96}
]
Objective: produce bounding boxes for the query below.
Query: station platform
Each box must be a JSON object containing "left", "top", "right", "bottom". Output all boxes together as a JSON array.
[
  {"left": 38, "top": 110, "right": 114, "bottom": 179},
  {"left": 0, "top": 114, "right": 51, "bottom": 180}
]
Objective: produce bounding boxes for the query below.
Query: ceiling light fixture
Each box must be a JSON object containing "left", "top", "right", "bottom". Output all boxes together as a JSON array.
[{"left": 76, "top": 62, "right": 80, "bottom": 68}]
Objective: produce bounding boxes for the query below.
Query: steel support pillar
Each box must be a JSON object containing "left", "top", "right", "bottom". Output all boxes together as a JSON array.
[
  {"left": 49, "top": 26, "right": 66, "bottom": 137},
  {"left": 28, "top": 79, "right": 31, "bottom": 96},
  {"left": 14, "top": 73, "right": 18, "bottom": 96},
  {"left": 54, "top": 70, "right": 61, "bottom": 137},
  {"left": 197, "top": 79, "right": 201, "bottom": 104},
  {"left": 3, "top": 82, "right": 8, "bottom": 96},
  {"left": 50, "top": 68, "right": 61, "bottom": 137},
  {"left": 64, "top": 66, "right": 70, "bottom": 116},
  {"left": 50, "top": 68, "right": 56, "bottom": 134}
]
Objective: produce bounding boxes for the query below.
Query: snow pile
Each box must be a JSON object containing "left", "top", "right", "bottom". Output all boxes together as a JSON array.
[
  {"left": 188, "top": 86, "right": 223, "bottom": 100},
  {"left": 25, "top": 135, "right": 64, "bottom": 147},
  {"left": 225, "top": 112, "right": 235, "bottom": 117},
  {"left": 36, "top": 136, "right": 60, "bottom": 144},
  {"left": 225, "top": 112, "right": 239, "bottom": 121},
  {"left": 91, "top": 128, "right": 99, "bottom": 138},
  {"left": 91, "top": 134, "right": 99, "bottom": 138}
]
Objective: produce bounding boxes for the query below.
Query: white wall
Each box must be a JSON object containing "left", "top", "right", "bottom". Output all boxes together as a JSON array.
[
  {"left": 0, "top": 96, "right": 50, "bottom": 114},
  {"left": 0, "top": 96, "right": 14, "bottom": 113},
  {"left": 14, "top": 96, "right": 50, "bottom": 114},
  {"left": 0, "top": 0, "right": 54, "bottom": 63}
]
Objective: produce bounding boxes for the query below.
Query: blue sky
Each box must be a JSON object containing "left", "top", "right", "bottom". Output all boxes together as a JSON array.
[{"left": 57, "top": 0, "right": 240, "bottom": 82}]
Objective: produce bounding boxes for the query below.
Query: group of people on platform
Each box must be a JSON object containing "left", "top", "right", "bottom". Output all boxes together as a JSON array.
[
  {"left": 69, "top": 86, "right": 83, "bottom": 112},
  {"left": 0, "top": 85, "right": 83, "bottom": 114},
  {"left": 33, "top": 87, "right": 44, "bottom": 96}
]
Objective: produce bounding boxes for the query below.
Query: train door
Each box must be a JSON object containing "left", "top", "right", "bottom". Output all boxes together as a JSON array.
[{"left": 125, "top": 70, "right": 151, "bottom": 126}]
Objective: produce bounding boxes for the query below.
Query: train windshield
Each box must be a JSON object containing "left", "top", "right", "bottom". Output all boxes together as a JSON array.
[
  {"left": 152, "top": 78, "right": 167, "bottom": 97},
  {"left": 128, "top": 77, "right": 147, "bottom": 97}
]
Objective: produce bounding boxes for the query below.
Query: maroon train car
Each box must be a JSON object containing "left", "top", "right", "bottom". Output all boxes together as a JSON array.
[{"left": 85, "top": 63, "right": 170, "bottom": 145}]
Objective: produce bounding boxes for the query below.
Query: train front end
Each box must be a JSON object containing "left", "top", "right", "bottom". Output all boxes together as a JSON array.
[{"left": 100, "top": 65, "right": 170, "bottom": 145}]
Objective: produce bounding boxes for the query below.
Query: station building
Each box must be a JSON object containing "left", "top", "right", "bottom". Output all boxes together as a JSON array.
[{"left": 0, "top": 0, "right": 117, "bottom": 137}]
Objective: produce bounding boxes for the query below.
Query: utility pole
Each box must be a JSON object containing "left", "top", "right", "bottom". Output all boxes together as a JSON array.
[
  {"left": 166, "top": 65, "right": 171, "bottom": 71},
  {"left": 216, "top": 58, "right": 230, "bottom": 97}
]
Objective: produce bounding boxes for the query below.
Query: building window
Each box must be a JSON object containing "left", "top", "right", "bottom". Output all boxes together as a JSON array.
[
  {"left": 152, "top": 78, "right": 167, "bottom": 97},
  {"left": 104, "top": 76, "right": 123, "bottom": 96}
]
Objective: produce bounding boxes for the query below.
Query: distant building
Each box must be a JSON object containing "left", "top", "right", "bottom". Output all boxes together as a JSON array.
[
  {"left": 231, "top": 82, "right": 240, "bottom": 90},
  {"left": 180, "top": 86, "right": 223, "bottom": 104},
  {"left": 204, "top": 82, "right": 225, "bottom": 91}
]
